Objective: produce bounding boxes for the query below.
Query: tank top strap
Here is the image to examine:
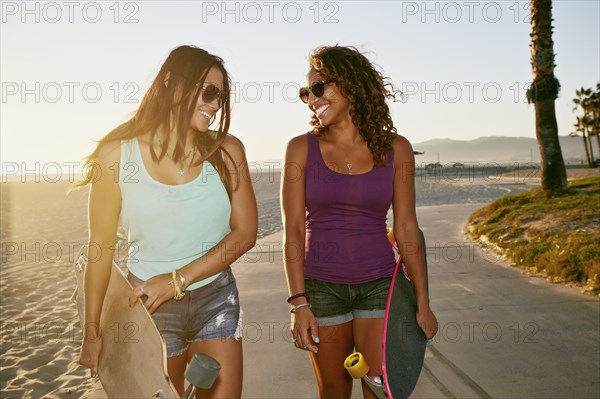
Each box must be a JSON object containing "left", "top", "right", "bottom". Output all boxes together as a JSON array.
[
  {"left": 120, "top": 139, "right": 133, "bottom": 166},
  {"left": 305, "top": 131, "right": 319, "bottom": 163}
]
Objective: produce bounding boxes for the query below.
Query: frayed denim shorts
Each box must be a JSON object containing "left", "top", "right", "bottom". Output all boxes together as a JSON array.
[
  {"left": 128, "top": 267, "right": 242, "bottom": 357},
  {"left": 304, "top": 276, "right": 392, "bottom": 326}
]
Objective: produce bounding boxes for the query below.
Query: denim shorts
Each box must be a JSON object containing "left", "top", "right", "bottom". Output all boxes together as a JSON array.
[
  {"left": 128, "top": 268, "right": 242, "bottom": 357},
  {"left": 304, "top": 276, "right": 392, "bottom": 326}
]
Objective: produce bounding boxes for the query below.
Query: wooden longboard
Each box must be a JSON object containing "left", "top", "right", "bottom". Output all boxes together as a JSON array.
[
  {"left": 381, "top": 230, "right": 428, "bottom": 398},
  {"left": 72, "top": 245, "right": 179, "bottom": 399}
]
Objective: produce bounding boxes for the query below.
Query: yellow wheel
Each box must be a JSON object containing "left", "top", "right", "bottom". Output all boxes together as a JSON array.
[
  {"left": 344, "top": 352, "right": 370, "bottom": 379},
  {"left": 386, "top": 227, "right": 395, "bottom": 246}
]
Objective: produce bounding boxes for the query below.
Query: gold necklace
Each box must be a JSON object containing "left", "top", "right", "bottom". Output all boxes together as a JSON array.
[{"left": 156, "top": 137, "right": 196, "bottom": 176}]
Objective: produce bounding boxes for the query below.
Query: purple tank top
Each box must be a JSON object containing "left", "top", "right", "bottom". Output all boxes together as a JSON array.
[{"left": 304, "top": 132, "right": 396, "bottom": 284}]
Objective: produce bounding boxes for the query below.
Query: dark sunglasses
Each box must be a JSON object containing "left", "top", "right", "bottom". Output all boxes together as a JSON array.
[
  {"left": 299, "top": 80, "right": 331, "bottom": 103},
  {"left": 197, "top": 83, "right": 224, "bottom": 106}
]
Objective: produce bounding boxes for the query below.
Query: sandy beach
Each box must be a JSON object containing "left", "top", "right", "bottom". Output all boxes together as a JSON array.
[{"left": 0, "top": 167, "right": 591, "bottom": 398}]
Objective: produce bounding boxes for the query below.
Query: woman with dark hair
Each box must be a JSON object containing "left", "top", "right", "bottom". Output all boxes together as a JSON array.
[
  {"left": 281, "top": 45, "right": 437, "bottom": 398},
  {"left": 77, "top": 45, "right": 257, "bottom": 397}
]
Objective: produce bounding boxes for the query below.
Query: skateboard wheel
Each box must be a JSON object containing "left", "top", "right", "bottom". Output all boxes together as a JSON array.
[
  {"left": 386, "top": 227, "right": 395, "bottom": 246},
  {"left": 344, "top": 352, "right": 369, "bottom": 379},
  {"left": 185, "top": 353, "right": 221, "bottom": 389}
]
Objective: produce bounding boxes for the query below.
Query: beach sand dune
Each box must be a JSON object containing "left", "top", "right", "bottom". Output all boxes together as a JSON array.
[{"left": 1, "top": 181, "right": 94, "bottom": 398}]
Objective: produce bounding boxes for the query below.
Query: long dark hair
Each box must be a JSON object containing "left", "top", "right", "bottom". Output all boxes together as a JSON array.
[
  {"left": 308, "top": 45, "right": 399, "bottom": 166},
  {"left": 75, "top": 45, "right": 237, "bottom": 195}
]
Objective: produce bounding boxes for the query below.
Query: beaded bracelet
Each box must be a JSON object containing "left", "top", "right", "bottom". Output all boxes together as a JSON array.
[
  {"left": 289, "top": 303, "right": 312, "bottom": 313},
  {"left": 286, "top": 292, "right": 309, "bottom": 303}
]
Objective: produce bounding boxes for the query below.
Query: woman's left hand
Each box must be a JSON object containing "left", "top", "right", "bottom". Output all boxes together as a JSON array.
[
  {"left": 416, "top": 305, "right": 438, "bottom": 340},
  {"left": 128, "top": 273, "right": 177, "bottom": 314}
]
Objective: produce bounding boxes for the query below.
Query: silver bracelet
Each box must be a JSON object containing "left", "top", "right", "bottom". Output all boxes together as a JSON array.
[{"left": 289, "top": 303, "right": 312, "bottom": 313}]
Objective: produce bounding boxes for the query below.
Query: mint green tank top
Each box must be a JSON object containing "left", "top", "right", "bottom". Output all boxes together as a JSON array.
[{"left": 119, "top": 138, "right": 231, "bottom": 290}]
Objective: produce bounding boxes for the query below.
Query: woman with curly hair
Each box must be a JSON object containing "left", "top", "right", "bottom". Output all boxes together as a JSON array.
[
  {"left": 77, "top": 45, "right": 257, "bottom": 397},
  {"left": 281, "top": 45, "right": 437, "bottom": 398}
]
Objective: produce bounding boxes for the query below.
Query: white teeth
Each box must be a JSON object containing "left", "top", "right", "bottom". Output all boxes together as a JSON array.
[
  {"left": 199, "top": 110, "right": 212, "bottom": 119},
  {"left": 315, "top": 104, "right": 330, "bottom": 117}
]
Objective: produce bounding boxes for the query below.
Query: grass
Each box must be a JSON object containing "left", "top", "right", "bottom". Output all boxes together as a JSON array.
[{"left": 465, "top": 176, "right": 600, "bottom": 294}]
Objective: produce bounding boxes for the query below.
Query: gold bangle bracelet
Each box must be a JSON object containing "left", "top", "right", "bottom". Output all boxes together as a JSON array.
[
  {"left": 169, "top": 269, "right": 186, "bottom": 301},
  {"left": 176, "top": 270, "right": 187, "bottom": 291}
]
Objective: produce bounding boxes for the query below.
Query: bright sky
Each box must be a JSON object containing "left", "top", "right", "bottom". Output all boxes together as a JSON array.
[{"left": 1, "top": 1, "right": 599, "bottom": 176}]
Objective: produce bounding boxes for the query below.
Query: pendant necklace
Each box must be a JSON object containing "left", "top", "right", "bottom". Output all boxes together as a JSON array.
[
  {"left": 346, "top": 163, "right": 353, "bottom": 175},
  {"left": 157, "top": 137, "right": 196, "bottom": 176}
]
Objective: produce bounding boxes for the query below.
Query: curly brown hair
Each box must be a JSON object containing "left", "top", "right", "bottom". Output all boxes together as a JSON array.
[{"left": 308, "top": 45, "right": 400, "bottom": 166}]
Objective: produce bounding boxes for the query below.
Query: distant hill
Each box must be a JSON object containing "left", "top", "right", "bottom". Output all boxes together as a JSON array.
[
  {"left": 246, "top": 136, "right": 590, "bottom": 169},
  {"left": 412, "top": 135, "right": 587, "bottom": 165}
]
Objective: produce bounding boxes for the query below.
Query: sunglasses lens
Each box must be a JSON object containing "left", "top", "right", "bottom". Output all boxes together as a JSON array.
[
  {"left": 299, "top": 81, "right": 327, "bottom": 103},
  {"left": 202, "top": 84, "right": 221, "bottom": 104},
  {"left": 311, "top": 81, "right": 325, "bottom": 97},
  {"left": 299, "top": 87, "right": 310, "bottom": 103}
]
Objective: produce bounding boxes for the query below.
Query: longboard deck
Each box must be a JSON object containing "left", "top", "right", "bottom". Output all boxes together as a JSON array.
[
  {"left": 382, "top": 230, "right": 428, "bottom": 399},
  {"left": 73, "top": 246, "right": 179, "bottom": 399}
]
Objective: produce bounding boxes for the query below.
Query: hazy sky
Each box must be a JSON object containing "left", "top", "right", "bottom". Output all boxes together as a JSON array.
[{"left": 1, "top": 0, "right": 599, "bottom": 175}]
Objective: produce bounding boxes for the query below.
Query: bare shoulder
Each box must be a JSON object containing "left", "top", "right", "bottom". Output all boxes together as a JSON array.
[
  {"left": 285, "top": 133, "right": 309, "bottom": 160},
  {"left": 94, "top": 140, "right": 122, "bottom": 180},
  {"left": 287, "top": 133, "right": 309, "bottom": 149},
  {"left": 220, "top": 133, "right": 247, "bottom": 162},
  {"left": 392, "top": 134, "right": 415, "bottom": 163},
  {"left": 221, "top": 133, "right": 245, "bottom": 150},
  {"left": 88, "top": 140, "right": 121, "bottom": 190}
]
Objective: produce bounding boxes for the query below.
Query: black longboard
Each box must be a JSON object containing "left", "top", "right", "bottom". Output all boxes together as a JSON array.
[
  {"left": 344, "top": 229, "right": 428, "bottom": 399},
  {"left": 382, "top": 229, "right": 428, "bottom": 398}
]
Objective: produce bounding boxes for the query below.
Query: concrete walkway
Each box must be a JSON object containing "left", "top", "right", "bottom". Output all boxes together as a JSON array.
[
  {"left": 91, "top": 203, "right": 600, "bottom": 398},
  {"left": 236, "top": 203, "right": 599, "bottom": 398}
]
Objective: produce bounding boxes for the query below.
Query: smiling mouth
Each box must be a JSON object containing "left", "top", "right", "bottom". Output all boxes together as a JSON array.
[
  {"left": 199, "top": 110, "right": 212, "bottom": 120},
  {"left": 315, "top": 104, "right": 330, "bottom": 118}
]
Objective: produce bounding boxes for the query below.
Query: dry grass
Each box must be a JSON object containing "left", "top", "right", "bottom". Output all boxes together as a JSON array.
[{"left": 466, "top": 176, "right": 600, "bottom": 294}]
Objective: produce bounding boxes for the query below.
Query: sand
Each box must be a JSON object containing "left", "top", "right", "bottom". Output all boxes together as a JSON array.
[
  {"left": 0, "top": 173, "right": 283, "bottom": 399},
  {"left": 1, "top": 166, "right": 587, "bottom": 398}
]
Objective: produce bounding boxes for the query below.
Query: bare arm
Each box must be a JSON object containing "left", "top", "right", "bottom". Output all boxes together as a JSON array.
[
  {"left": 281, "top": 135, "right": 318, "bottom": 352},
  {"left": 79, "top": 140, "right": 122, "bottom": 374},
  {"left": 180, "top": 134, "right": 258, "bottom": 281},
  {"left": 391, "top": 136, "right": 437, "bottom": 339},
  {"left": 281, "top": 135, "right": 308, "bottom": 302}
]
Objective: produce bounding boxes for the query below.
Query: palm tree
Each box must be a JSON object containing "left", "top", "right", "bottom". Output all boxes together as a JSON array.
[
  {"left": 573, "top": 86, "right": 600, "bottom": 167},
  {"left": 527, "top": 0, "right": 567, "bottom": 193},
  {"left": 570, "top": 116, "right": 592, "bottom": 167},
  {"left": 589, "top": 84, "right": 600, "bottom": 158}
]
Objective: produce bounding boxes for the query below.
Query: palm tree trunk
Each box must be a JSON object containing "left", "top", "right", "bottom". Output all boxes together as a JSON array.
[
  {"left": 595, "top": 112, "right": 600, "bottom": 161},
  {"left": 587, "top": 130, "right": 595, "bottom": 164},
  {"left": 528, "top": 0, "right": 567, "bottom": 193},
  {"left": 581, "top": 131, "right": 592, "bottom": 167},
  {"left": 534, "top": 99, "right": 568, "bottom": 185}
]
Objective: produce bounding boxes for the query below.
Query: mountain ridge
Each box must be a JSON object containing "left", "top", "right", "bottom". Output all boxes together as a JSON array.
[{"left": 411, "top": 135, "right": 586, "bottom": 164}]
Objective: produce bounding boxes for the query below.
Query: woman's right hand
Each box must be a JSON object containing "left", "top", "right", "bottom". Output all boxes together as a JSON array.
[
  {"left": 79, "top": 335, "right": 103, "bottom": 378},
  {"left": 290, "top": 306, "right": 320, "bottom": 354}
]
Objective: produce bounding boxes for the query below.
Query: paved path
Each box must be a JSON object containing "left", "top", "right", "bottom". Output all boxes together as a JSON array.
[
  {"left": 92, "top": 203, "right": 600, "bottom": 398},
  {"left": 236, "top": 204, "right": 599, "bottom": 398}
]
